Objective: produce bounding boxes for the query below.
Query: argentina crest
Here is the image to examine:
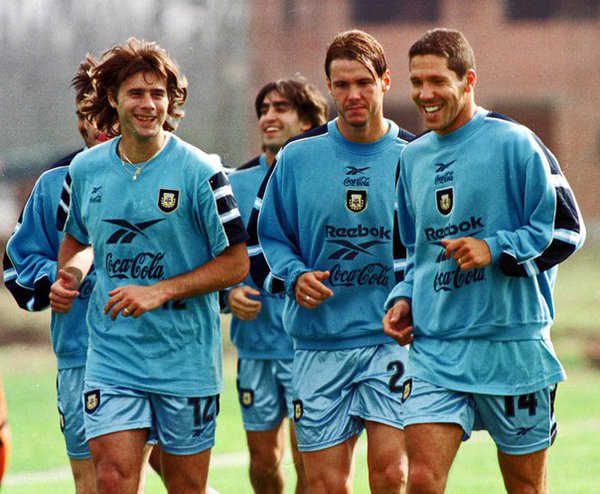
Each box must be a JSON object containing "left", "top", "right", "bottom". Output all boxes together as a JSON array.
[
  {"left": 435, "top": 187, "right": 454, "bottom": 216},
  {"left": 158, "top": 188, "right": 180, "bottom": 213},
  {"left": 345, "top": 189, "right": 367, "bottom": 213},
  {"left": 84, "top": 390, "right": 100, "bottom": 414}
]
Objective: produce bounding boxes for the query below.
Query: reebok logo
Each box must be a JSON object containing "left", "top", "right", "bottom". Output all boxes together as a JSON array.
[
  {"left": 103, "top": 218, "right": 164, "bottom": 244},
  {"left": 424, "top": 216, "right": 484, "bottom": 241},
  {"left": 346, "top": 166, "right": 370, "bottom": 175},
  {"left": 325, "top": 225, "right": 391, "bottom": 240},
  {"left": 434, "top": 160, "right": 455, "bottom": 173},
  {"left": 327, "top": 239, "right": 387, "bottom": 260}
]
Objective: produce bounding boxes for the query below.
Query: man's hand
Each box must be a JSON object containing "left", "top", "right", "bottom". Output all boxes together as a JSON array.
[
  {"left": 441, "top": 236, "right": 491, "bottom": 270},
  {"left": 228, "top": 285, "right": 262, "bottom": 320},
  {"left": 104, "top": 284, "right": 166, "bottom": 320},
  {"left": 295, "top": 271, "right": 333, "bottom": 309},
  {"left": 382, "top": 298, "right": 413, "bottom": 346},
  {"left": 50, "top": 269, "right": 81, "bottom": 313}
]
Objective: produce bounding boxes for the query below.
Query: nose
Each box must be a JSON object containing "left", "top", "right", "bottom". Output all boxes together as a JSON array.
[
  {"left": 140, "top": 91, "right": 156, "bottom": 109},
  {"left": 261, "top": 105, "right": 278, "bottom": 122},
  {"left": 348, "top": 83, "right": 361, "bottom": 100},
  {"left": 417, "top": 83, "right": 434, "bottom": 101}
]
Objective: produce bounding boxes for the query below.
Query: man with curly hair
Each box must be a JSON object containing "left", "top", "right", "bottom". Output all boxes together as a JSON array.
[{"left": 50, "top": 38, "right": 249, "bottom": 494}]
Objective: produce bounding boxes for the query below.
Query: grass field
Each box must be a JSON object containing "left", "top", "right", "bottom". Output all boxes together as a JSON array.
[{"left": 1, "top": 243, "right": 599, "bottom": 493}]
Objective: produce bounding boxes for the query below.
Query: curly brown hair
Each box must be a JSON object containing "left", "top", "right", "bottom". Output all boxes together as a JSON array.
[{"left": 81, "top": 37, "right": 188, "bottom": 137}]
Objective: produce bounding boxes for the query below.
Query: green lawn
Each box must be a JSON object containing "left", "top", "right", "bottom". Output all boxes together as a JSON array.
[
  {"left": 1, "top": 242, "right": 598, "bottom": 493},
  {"left": 2, "top": 345, "right": 600, "bottom": 493}
]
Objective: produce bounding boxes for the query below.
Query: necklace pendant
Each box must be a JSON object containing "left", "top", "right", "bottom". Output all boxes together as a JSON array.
[{"left": 133, "top": 168, "right": 141, "bottom": 180}]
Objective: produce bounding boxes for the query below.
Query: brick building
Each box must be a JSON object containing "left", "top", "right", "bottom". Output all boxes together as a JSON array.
[{"left": 247, "top": 0, "right": 599, "bottom": 219}]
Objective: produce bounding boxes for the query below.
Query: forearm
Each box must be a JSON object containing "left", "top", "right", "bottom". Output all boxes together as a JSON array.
[
  {"left": 156, "top": 242, "right": 249, "bottom": 302},
  {"left": 57, "top": 233, "right": 93, "bottom": 285}
]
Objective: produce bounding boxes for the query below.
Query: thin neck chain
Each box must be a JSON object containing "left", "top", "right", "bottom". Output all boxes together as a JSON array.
[
  {"left": 120, "top": 150, "right": 146, "bottom": 181},
  {"left": 118, "top": 134, "right": 170, "bottom": 181}
]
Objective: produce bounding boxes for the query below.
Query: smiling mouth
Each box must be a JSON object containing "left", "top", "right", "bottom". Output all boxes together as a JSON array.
[{"left": 423, "top": 104, "right": 442, "bottom": 113}]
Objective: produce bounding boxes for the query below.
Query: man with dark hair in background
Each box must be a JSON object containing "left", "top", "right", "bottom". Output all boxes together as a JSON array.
[{"left": 226, "top": 78, "right": 327, "bottom": 494}]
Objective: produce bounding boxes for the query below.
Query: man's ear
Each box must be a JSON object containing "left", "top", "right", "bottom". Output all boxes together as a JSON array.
[
  {"left": 299, "top": 119, "right": 312, "bottom": 132},
  {"left": 107, "top": 89, "right": 118, "bottom": 108},
  {"left": 464, "top": 69, "right": 476, "bottom": 93},
  {"left": 381, "top": 69, "right": 391, "bottom": 93}
]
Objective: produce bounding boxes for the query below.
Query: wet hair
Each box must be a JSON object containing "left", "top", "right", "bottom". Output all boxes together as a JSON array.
[
  {"left": 71, "top": 55, "right": 97, "bottom": 104},
  {"left": 82, "top": 37, "right": 188, "bottom": 137},
  {"left": 409, "top": 28, "right": 475, "bottom": 78},
  {"left": 254, "top": 78, "right": 328, "bottom": 128},
  {"left": 325, "top": 29, "right": 387, "bottom": 79}
]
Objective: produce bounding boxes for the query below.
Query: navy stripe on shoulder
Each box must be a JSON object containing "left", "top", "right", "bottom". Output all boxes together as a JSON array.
[
  {"left": 48, "top": 149, "right": 83, "bottom": 171},
  {"left": 397, "top": 127, "right": 416, "bottom": 142},
  {"left": 485, "top": 111, "right": 518, "bottom": 124},
  {"left": 280, "top": 123, "right": 329, "bottom": 151},
  {"left": 236, "top": 155, "right": 261, "bottom": 171}
]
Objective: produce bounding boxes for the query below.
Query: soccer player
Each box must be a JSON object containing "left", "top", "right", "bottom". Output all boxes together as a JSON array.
[
  {"left": 251, "top": 30, "right": 414, "bottom": 493},
  {"left": 383, "top": 28, "right": 585, "bottom": 493},
  {"left": 227, "top": 78, "right": 327, "bottom": 493},
  {"left": 49, "top": 38, "right": 249, "bottom": 494},
  {"left": 0, "top": 375, "right": 10, "bottom": 489},
  {"left": 3, "top": 55, "right": 108, "bottom": 494}
]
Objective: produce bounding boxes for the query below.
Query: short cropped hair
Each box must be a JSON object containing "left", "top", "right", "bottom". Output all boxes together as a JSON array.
[
  {"left": 325, "top": 29, "right": 387, "bottom": 80},
  {"left": 71, "top": 55, "right": 97, "bottom": 104},
  {"left": 254, "top": 78, "right": 328, "bottom": 129},
  {"left": 82, "top": 37, "right": 188, "bottom": 136},
  {"left": 409, "top": 28, "right": 475, "bottom": 78}
]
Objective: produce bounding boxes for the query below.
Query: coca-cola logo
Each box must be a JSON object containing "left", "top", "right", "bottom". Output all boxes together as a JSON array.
[
  {"left": 344, "top": 176, "right": 370, "bottom": 187},
  {"left": 105, "top": 252, "right": 165, "bottom": 280},
  {"left": 329, "top": 262, "right": 391, "bottom": 287},
  {"left": 433, "top": 267, "right": 486, "bottom": 292}
]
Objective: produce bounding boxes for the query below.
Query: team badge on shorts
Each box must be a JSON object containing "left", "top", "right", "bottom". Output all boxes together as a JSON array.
[
  {"left": 292, "top": 399, "right": 304, "bottom": 422},
  {"left": 401, "top": 379, "right": 412, "bottom": 403},
  {"left": 346, "top": 189, "right": 367, "bottom": 213},
  {"left": 436, "top": 187, "right": 454, "bottom": 216},
  {"left": 84, "top": 390, "right": 100, "bottom": 414},
  {"left": 239, "top": 389, "right": 254, "bottom": 408},
  {"left": 158, "top": 188, "right": 180, "bottom": 213},
  {"left": 58, "top": 407, "right": 66, "bottom": 432}
]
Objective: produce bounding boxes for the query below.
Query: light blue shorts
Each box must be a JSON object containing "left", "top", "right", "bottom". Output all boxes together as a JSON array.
[
  {"left": 292, "top": 342, "right": 408, "bottom": 452},
  {"left": 402, "top": 377, "right": 558, "bottom": 455},
  {"left": 237, "top": 358, "right": 294, "bottom": 431},
  {"left": 57, "top": 366, "right": 90, "bottom": 459},
  {"left": 83, "top": 380, "right": 219, "bottom": 455}
]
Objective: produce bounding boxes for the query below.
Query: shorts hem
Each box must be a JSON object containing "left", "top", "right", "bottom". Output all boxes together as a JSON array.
[
  {"left": 496, "top": 438, "right": 552, "bottom": 455},
  {"left": 404, "top": 415, "right": 471, "bottom": 437},
  {"left": 85, "top": 421, "right": 150, "bottom": 442},
  {"left": 66, "top": 450, "right": 92, "bottom": 460},
  {"left": 161, "top": 439, "right": 215, "bottom": 455},
  {"left": 351, "top": 411, "right": 404, "bottom": 430},
  {"left": 297, "top": 427, "right": 362, "bottom": 452}
]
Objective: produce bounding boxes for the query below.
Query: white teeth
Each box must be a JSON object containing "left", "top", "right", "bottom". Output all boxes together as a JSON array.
[
  {"left": 265, "top": 126, "right": 279, "bottom": 132},
  {"left": 424, "top": 105, "right": 441, "bottom": 113},
  {"left": 137, "top": 116, "right": 154, "bottom": 121}
]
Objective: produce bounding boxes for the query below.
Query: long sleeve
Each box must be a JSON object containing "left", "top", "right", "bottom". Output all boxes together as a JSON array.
[
  {"left": 485, "top": 133, "right": 585, "bottom": 277},
  {"left": 255, "top": 155, "right": 309, "bottom": 297},
  {"left": 3, "top": 174, "right": 60, "bottom": 311}
]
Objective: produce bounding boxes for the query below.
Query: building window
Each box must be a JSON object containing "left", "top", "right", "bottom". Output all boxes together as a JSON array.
[
  {"left": 351, "top": 0, "right": 440, "bottom": 24},
  {"left": 505, "top": 0, "right": 599, "bottom": 20}
]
